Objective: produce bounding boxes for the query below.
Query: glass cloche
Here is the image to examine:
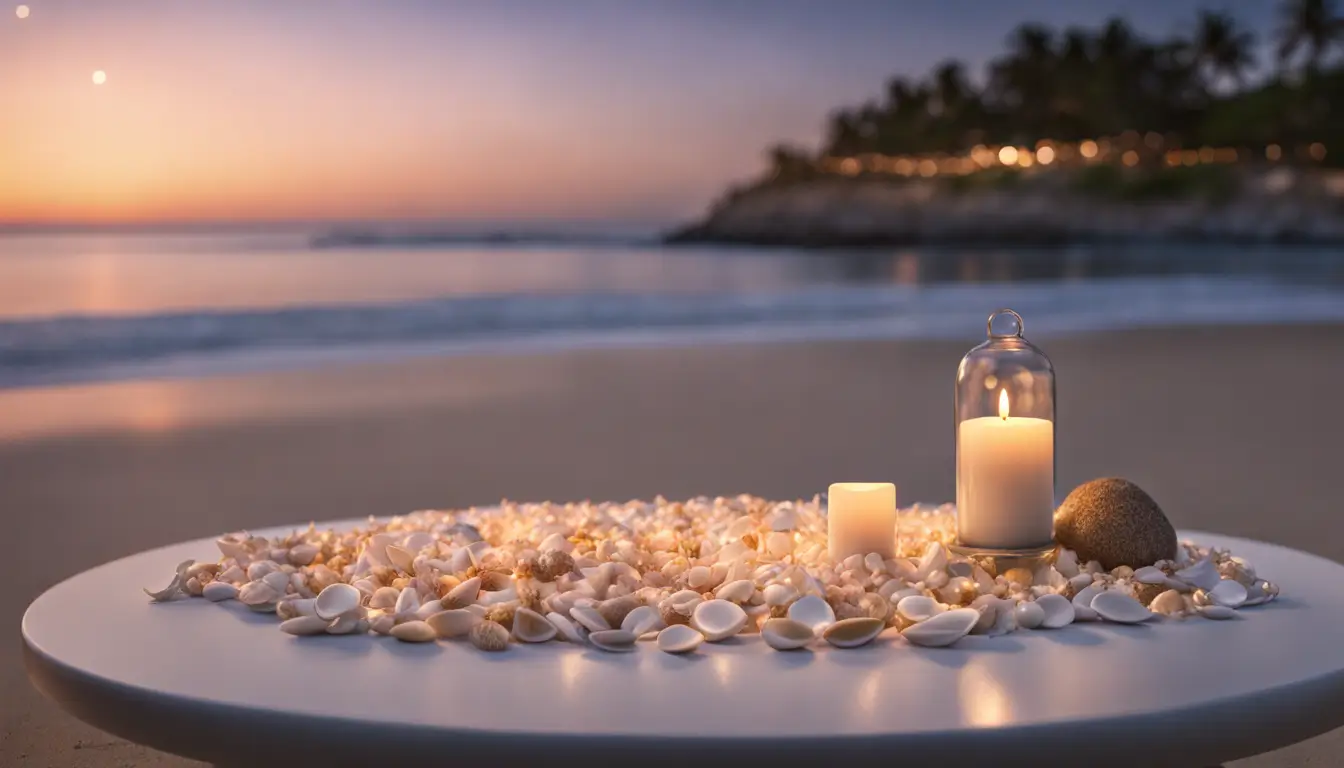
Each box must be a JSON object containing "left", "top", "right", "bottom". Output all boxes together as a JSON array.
[{"left": 954, "top": 309, "right": 1056, "bottom": 556}]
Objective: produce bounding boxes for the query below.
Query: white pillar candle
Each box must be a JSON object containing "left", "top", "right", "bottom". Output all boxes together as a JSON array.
[
  {"left": 828, "top": 482, "right": 897, "bottom": 562},
  {"left": 956, "top": 390, "right": 1054, "bottom": 549}
]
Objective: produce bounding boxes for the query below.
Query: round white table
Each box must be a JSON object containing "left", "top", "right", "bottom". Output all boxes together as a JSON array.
[{"left": 23, "top": 525, "right": 1344, "bottom": 767}]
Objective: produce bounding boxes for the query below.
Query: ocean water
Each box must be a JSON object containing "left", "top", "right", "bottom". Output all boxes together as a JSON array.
[{"left": 0, "top": 232, "right": 1342, "bottom": 389}]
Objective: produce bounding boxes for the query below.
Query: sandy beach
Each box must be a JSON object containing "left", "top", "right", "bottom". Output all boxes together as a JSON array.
[{"left": 5, "top": 325, "right": 1342, "bottom": 767}]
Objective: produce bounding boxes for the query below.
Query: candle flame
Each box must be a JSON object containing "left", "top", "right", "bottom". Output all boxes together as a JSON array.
[{"left": 999, "top": 389, "right": 1009, "bottom": 419}]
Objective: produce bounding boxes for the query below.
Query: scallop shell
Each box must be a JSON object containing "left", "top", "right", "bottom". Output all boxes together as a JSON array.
[
  {"left": 1014, "top": 600, "right": 1045, "bottom": 630},
  {"left": 469, "top": 620, "right": 510, "bottom": 651},
  {"left": 620, "top": 605, "right": 662, "bottom": 636},
  {"left": 313, "top": 583, "right": 361, "bottom": 620},
  {"left": 786, "top": 595, "right": 835, "bottom": 634},
  {"left": 761, "top": 618, "right": 815, "bottom": 650},
  {"left": 440, "top": 576, "right": 481, "bottom": 609},
  {"left": 546, "top": 612, "right": 585, "bottom": 643},
  {"left": 822, "top": 617, "right": 884, "bottom": 648},
  {"left": 1199, "top": 605, "right": 1239, "bottom": 620},
  {"left": 1209, "top": 580, "right": 1247, "bottom": 608},
  {"left": 896, "top": 595, "right": 943, "bottom": 623},
  {"left": 570, "top": 605, "right": 612, "bottom": 633},
  {"left": 691, "top": 599, "right": 749, "bottom": 642},
  {"left": 202, "top": 581, "right": 239, "bottom": 602},
  {"left": 763, "top": 583, "right": 799, "bottom": 607},
  {"left": 900, "top": 607, "right": 979, "bottom": 648},
  {"left": 390, "top": 620, "right": 437, "bottom": 643},
  {"left": 715, "top": 579, "right": 754, "bottom": 603},
  {"left": 1090, "top": 591, "right": 1153, "bottom": 624},
  {"left": 1036, "top": 593, "right": 1076, "bottom": 629},
  {"left": 1175, "top": 558, "right": 1220, "bottom": 591},
  {"left": 589, "top": 629, "right": 638, "bottom": 652},
  {"left": 512, "top": 608, "right": 558, "bottom": 643},
  {"left": 426, "top": 608, "right": 481, "bottom": 638},
  {"left": 656, "top": 624, "right": 704, "bottom": 654},
  {"left": 279, "top": 616, "right": 330, "bottom": 636}
]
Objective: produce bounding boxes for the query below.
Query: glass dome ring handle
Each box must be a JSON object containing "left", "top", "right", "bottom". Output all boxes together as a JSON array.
[{"left": 987, "top": 308, "right": 1025, "bottom": 339}]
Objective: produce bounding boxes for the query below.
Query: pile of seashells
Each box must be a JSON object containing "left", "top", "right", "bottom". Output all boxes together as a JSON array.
[{"left": 146, "top": 495, "right": 1279, "bottom": 653}]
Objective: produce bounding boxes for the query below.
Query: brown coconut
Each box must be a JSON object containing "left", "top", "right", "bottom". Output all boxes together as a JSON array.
[{"left": 1054, "top": 478, "right": 1177, "bottom": 571}]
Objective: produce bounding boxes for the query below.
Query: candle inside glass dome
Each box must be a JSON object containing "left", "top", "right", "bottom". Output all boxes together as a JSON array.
[{"left": 956, "top": 389, "right": 1054, "bottom": 549}]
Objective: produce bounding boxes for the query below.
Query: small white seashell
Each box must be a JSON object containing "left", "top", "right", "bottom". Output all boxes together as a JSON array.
[
  {"left": 1175, "top": 558, "right": 1220, "bottom": 591},
  {"left": 369, "top": 586, "right": 399, "bottom": 610},
  {"left": 1133, "top": 566, "right": 1167, "bottom": 585},
  {"left": 1055, "top": 548, "right": 1080, "bottom": 578},
  {"left": 1072, "top": 584, "right": 1102, "bottom": 621},
  {"left": 1036, "top": 594, "right": 1076, "bottom": 629},
  {"left": 512, "top": 608, "right": 559, "bottom": 643},
  {"left": 687, "top": 565, "right": 712, "bottom": 589},
  {"left": 440, "top": 576, "right": 481, "bottom": 609},
  {"left": 570, "top": 605, "right": 612, "bottom": 633},
  {"left": 765, "top": 531, "right": 793, "bottom": 558},
  {"left": 714, "top": 579, "right": 754, "bottom": 603},
  {"left": 386, "top": 545, "right": 415, "bottom": 574},
  {"left": 246, "top": 560, "right": 279, "bottom": 581},
  {"left": 763, "top": 583, "right": 799, "bottom": 607},
  {"left": 218, "top": 565, "right": 246, "bottom": 584},
  {"left": 900, "top": 608, "right": 979, "bottom": 648},
  {"left": 896, "top": 595, "right": 943, "bottom": 623},
  {"left": 1014, "top": 601, "right": 1045, "bottom": 630},
  {"left": 1090, "top": 591, "right": 1153, "bottom": 624},
  {"left": 261, "top": 570, "right": 291, "bottom": 594},
  {"left": 546, "top": 612, "right": 585, "bottom": 643},
  {"left": 426, "top": 608, "right": 480, "bottom": 638},
  {"left": 327, "top": 612, "right": 366, "bottom": 635},
  {"left": 1149, "top": 589, "right": 1186, "bottom": 616},
  {"left": 1067, "top": 573, "right": 1094, "bottom": 592},
  {"left": 770, "top": 508, "right": 797, "bottom": 531},
  {"left": 314, "top": 583, "right": 361, "bottom": 620},
  {"left": 390, "top": 620, "right": 438, "bottom": 642},
  {"left": 287, "top": 543, "right": 319, "bottom": 566},
  {"left": 761, "top": 618, "right": 815, "bottom": 650},
  {"left": 657, "top": 624, "right": 704, "bottom": 654},
  {"left": 478, "top": 586, "right": 518, "bottom": 607},
  {"left": 394, "top": 586, "right": 420, "bottom": 617},
  {"left": 538, "top": 532, "right": 571, "bottom": 553},
  {"left": 1209, "top": 580, "right": 1248, "bottom": 608},
  {"left": 370, "top": 613, "right": 396, "bottom": 635},
  {"left": 692, "top": 599, "right": 749, "bottom": 642},
  {"left": 279, "top": 616, "right": 330, "bottom": 636},
  {"left": 822, "top": 617, "right": 884, "bottom": 648},
  {"left": 621, "top": 605, "right": 662, "bottom": 636},
  {"left": 238, "top": 580, "right": 281, "bottom": 606},
  {"left": 787, "top": 595, "right": 836, "bottom": 634},
  {"left": 1199, "top": 605, "right": 1239, "bottom": 620},
  {"left": 589, "top": 629, "right": 638, "bottom": 652},
  {"left": 202, "top": 581, "right": 239, "bottom": 602},
  {"left": 401, "top": 531, "right": 435, "bottom": 553},
  {"left": 914, "top": 542, "right": 948, "bottom": 580},
  {"left": 414, "top": 601, "right": 445, "bottom": 621},
  {"left": 881, "top": 583, "right": 922, "bottom": 604}
]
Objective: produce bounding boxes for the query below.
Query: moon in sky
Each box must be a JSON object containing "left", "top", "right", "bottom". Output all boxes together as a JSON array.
[
  {"left": 15, "top": 5, "right": 29, "bottom": 19},
  {"left": 92, "top": 70, "right": 107, "bottom": 86}
]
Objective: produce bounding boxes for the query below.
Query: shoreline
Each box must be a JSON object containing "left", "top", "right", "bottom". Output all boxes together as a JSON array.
[{"left": 669, "top": 175, "right": 1344, "bottom": 247}]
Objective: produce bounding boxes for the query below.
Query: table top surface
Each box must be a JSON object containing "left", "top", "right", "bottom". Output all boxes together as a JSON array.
[{"left": 23, "top": 523, "right": 1344, "bottom": 767}]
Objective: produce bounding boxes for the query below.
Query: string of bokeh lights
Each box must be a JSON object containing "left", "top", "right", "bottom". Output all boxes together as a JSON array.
[{"left": 14, "top": 4, "right": 106, "bottom": 85}]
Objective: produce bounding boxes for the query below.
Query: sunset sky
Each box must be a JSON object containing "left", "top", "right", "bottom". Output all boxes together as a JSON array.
[{"left": 2, "top": 1, "right": 1273, "bottom": 227}]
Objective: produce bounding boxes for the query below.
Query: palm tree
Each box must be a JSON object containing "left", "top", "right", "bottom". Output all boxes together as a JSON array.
[
  {"left": 1194, "top": 10, "right": 1257, "bottom": 88},
  {"left": 1277, "top": 0, "right": 1344, "bottom": 75}
]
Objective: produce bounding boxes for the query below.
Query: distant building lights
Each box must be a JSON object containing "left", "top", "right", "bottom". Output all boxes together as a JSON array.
[
  {"left": 1266, "top": 144, "right": 1283, "bottom": 161},
  {"left": 1079, "top": 140, "right": 1099, "bottom": 159},
  {"left": 1036, "top": 146, "right": 1055, "bottom": 165},
  {"left": 1121, "top": 150, "right": 1139, "bottom": 167},
  {"left": 998, "top": 146, "right": 1019, "bottom": 165}
]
